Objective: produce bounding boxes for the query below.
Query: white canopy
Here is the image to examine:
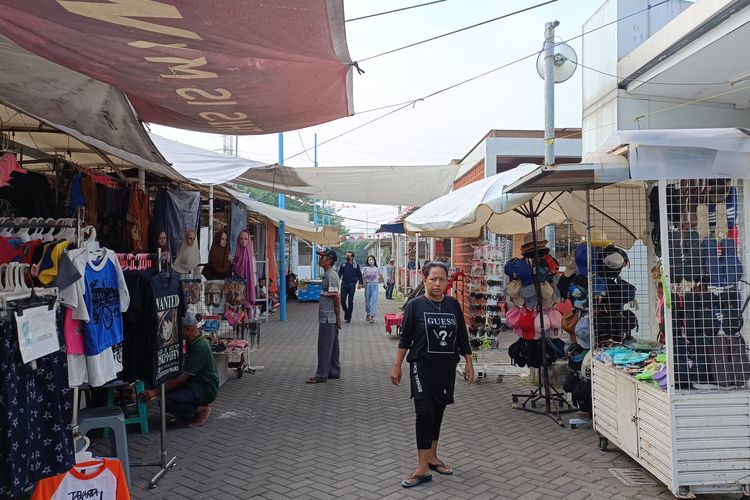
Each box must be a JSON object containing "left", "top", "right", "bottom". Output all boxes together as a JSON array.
[
  {"left": 601, "top": 128, "right": 750, "bottom": 180},
  {"left": 223, "top": 186, "right": 340, "bottom": 246},
  {"left": 404, "top": 163, "right": 648, "bottom": 248},
  {"left": 150, "top": 133, "right": 458, "bottom": 206},
  {"left": 233, "top": 163, "right": 459, "bottom": 206},
  {"left": 148, "top": 133, "right": 265, "bottom": 186}
]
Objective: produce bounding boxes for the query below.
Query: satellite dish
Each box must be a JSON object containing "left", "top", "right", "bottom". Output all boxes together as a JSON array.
[{"left": 536, "top": 41, "right": 578, "bottom": 83}]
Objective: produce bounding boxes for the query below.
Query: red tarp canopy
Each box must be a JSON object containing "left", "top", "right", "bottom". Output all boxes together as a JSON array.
[{"left": 0, "top": 0, "right": 353, "bottom": 134}]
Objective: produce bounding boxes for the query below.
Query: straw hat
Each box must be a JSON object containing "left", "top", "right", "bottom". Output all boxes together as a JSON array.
[
  {"left": 520, "top": 239, "right": 549, "bottom": 255},
  {"left": 590, "top": 228, "right": 613, "bottom": 247}
]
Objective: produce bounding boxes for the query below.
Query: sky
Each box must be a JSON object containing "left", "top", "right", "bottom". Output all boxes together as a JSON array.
[{"left": 151, "top": 0, "right": 604, "bottom": 233}]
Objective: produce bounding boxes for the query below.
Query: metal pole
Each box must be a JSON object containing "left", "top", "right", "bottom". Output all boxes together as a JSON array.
[
  {"left": 208, "top": 185, "right": 214, "bottom": 242},
  {"left": 138, "top": 168, "right": 146, "bottom": 192},
  {"left": 278, "top": 133, "right": 287, "bottom": 321},
  {"left": 312, "top": 133, "right": 318, "bottom": 278},
  {"left": 543, "top": 21, "right": 559, "bottom": 260},
  {"left": 543, "top": 20, "right": 559, "bottom": 166}
]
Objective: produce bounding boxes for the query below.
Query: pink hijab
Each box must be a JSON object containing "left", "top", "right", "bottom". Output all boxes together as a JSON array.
[{"left": 233, "top": 230, "right": 257, "bottom": 308}]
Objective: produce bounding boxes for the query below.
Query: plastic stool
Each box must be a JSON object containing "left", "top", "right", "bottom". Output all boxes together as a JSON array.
[
  {"left": 77, "top": 407, "right": 131, "bottom": 486},
  {"left": 105, "top": 381, "right": 149, "bottom": 434}
]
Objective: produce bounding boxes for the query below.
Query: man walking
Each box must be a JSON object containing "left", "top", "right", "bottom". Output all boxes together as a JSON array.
[
  {"left": 385, "top": 258, "right": 396, "bottom": 300},
  {"left": 306, "top": 248, "right": 342, "bottom": 384},
  {"left": 338, "top": 251, "right": 363, "bottom": 323}
]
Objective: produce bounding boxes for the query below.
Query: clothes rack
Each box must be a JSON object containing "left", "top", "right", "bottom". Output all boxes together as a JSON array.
[{"left": 131, "top": 248, "right": 177, "bottom": 488}]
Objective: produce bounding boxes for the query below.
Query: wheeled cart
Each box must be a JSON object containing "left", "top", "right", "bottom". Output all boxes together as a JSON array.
[
  {"left": 589, "top": 175, "right": 750, "bottom": 498},
  {"left": 507, "top": 131, "right": 750, "bottom": 498}
]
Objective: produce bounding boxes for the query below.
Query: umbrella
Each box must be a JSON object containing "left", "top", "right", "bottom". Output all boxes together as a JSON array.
[{"left": 404, "top": 162, "right": 647, "bottom": 248}]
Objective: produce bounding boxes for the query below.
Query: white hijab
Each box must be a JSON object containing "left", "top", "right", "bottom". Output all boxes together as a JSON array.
[{"left": 173, "top": 231, "right": 200, "bottom": 274}]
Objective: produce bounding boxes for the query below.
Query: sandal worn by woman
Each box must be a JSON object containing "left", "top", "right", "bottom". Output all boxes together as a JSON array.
[
  {"left": 401, "top": 473, "right": 432, "bottom": 488},
  {"left": 429, "top": 462, "right": 453, "bottom": 475}
]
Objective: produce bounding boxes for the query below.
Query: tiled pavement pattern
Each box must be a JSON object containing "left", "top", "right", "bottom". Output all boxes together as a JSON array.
[{"left": 122, "top": 290, "right": 738, "bottom": 499}]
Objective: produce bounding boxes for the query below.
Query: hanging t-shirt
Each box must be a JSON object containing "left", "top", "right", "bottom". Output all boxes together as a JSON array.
[
  {"left": 398, "top": 295, "right": 471, "bottom": 405},
  {"left": 0, "top": 170, "right": 56, "bottom": 218},
  {"left": 150, "top": 269, "right": 185, "bottom": 385},
  {"left": 82, "top": 253, "right": 127, "bottom": 356},
  {"left": 31, "top": 458, "right": 130, "bottom": 500},
  {"left": 60, "top": 248, "right": 129, "bottom": 323}
]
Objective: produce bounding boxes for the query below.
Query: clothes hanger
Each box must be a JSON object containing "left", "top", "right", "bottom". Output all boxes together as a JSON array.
[{"left": 74, "top": 435, "right": 94, "bottom": 464}]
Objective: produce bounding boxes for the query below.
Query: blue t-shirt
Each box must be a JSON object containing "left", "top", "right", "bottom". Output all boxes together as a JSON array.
[{"left": 83, "top": 257, "right": 124, "bottom": 355}]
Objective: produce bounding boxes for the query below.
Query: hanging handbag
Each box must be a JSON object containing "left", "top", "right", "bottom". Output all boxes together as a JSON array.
[
  {"left": 561, "top": 310, "right": 579, "bottom": 343},
  {"left": 224, "top": 277, "right": 247, "bottom": 306}
]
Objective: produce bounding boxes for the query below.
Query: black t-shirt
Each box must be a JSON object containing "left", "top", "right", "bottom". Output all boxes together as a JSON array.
[
  {"left": 399, "top": 295, "right": 471, "bottom": 404},
  {"left": 121, "top": 269, "right": 185, "bottom": 385},
  {"left": 150, "top": 270, "right": 186, "bottom": 385},
  {"left": 0, "top": 171, "right": 56, "bottom": 218}
]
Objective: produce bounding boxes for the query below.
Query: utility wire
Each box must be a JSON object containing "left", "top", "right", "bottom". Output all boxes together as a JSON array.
[
  {"left": 574, "top": 59, "right": 746, "bottom": 86},
  {"left": 354, "top": 0, "right": 672, "bottom": 115},
  {"left": 346, "top": 0, "right": 447, "bottom": 23},
  {"left": 356, "top": 0, "right": 558, "bottom": 63},
  {"left": 296, "top": 130, "right": 315, "bottom": 163},
  {"left": 284, "top": 102, "right": 415, "bottom": 162},
  {"left": 285, "top": 0, "right": 672, "bottom": 163}
]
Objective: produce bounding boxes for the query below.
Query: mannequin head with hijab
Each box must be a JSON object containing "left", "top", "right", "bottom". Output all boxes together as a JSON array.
[
  {"left": 202, "top": 229, "right": 231, "bottom": 280},
  {"left": 233, "top": 229, "right": 257, "bottom": 308},
  {"left": 173, "top": 229, "right": 200, "bottom": 275}
]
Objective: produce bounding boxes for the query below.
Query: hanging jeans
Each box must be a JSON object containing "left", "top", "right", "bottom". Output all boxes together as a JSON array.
[{"left": 364, "top": 282, "right": 379, "bottom": 317}]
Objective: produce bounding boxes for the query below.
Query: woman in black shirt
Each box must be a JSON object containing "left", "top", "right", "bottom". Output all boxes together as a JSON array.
[{"left": 390, "top": 261, "right": 474, "bottom": 488}]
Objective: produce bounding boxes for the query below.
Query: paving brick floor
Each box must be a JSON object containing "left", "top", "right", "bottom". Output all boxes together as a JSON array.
[{"left": 122, "top": 290, "right": 737, "bottom": 499}]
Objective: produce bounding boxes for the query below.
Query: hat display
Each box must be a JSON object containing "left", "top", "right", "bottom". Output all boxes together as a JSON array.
[
  {"left": 520, "top": 239, "right": 549, "bottom": 256},
  {"left": 521, "top": 284, "right": 538, "bottom": 310},
  {"left": 540, "top": 281, "right": 555, "bottom": 308},
  {"left": 316, "top": 248, "right": 338, "bottom": 264},
  {"left": 504, "top": 258, "right": 534, "bottom": 286},
  {"left": 563, "top": 252, "right": 578, "bottom": 277},
  {"left": 505, "top": 279, "right": 524, "bottom": 307}
]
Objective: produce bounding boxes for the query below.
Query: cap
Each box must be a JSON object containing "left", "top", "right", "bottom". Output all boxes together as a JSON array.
[
  {"left": 183, "top": 312, "right": 198, "bottom": 327},
  {"left": 316, "top": 248, "right": 337, "bottom": 264}
]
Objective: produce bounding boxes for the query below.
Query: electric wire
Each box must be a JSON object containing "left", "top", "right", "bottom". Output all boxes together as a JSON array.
[
  {"left": 296, "top": 130, "right": 315, "bottom": 163},
  {"left": 354, "top": 0, "right": 673, "bottom": 115},
  {"left": 356, "top": 0, "right": 558, "bottom": 63},
  {"left": 346, "top": 1, "right": 447, "bottom": 23},
  {"left": 574, "top": 59, "right": 746, "bottom": 86}
]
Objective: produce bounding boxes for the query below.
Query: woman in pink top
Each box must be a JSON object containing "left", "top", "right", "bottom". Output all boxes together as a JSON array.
[{"left": 362, "top": 255, "right": 382, "bottom": 323}]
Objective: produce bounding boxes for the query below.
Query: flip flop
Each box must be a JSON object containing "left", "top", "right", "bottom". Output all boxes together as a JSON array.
[
  {"left": 401, "top": 473, "right": 432, "bottom": 488},
  {"left": 429, "top": 462, "right": 453, "bottom": 475},
  {"left": 305, "top": 377, "right": 326, "bottom": 384}
]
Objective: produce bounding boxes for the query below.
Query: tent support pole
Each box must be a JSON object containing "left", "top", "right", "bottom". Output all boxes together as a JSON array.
[
  {"left": 208, "top": 185, "right": 214, "bottom": 240},
  {"left": 138, "top": 168, "right": 146, "bottom": 192}
]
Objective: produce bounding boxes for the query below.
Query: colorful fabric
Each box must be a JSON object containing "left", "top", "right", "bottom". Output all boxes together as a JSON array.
[{"left": 31, "top": 458, "right": 130, "bottom": 500}]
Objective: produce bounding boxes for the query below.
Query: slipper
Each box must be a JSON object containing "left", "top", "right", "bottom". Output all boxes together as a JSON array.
[
  {"left": 305, "top": 377, "right": 326, "bottom": 384},
  {"left": 401, "top": 473, "right": 432, "bottom": 488},
  {"left": 429, "top": 462, "right": 453, "bottom": 475}
]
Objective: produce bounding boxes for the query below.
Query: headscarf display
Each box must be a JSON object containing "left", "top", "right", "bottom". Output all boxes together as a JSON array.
[
  {"left": 202, "top": 230, "right": 231, "bottom": 280},
  {"left": 233, "top": 230, "right": 257, "bottom": 308},
  {"left": 172, "top": 231, "right": 200, "bottom": 274}
]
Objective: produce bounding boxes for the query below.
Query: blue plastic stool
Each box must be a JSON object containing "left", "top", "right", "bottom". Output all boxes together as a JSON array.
[{"left": 77, "top": 407, "right": 131, "bottom": 486}]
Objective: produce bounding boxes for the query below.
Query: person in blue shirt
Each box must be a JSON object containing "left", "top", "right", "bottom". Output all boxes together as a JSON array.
[{"left": 338, "top": 252, "right": 363, "bottom": 324}]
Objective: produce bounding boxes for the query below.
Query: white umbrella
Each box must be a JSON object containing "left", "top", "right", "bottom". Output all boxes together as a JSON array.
[{"left": 404, "top": 162, "right": 647, "bottom": 247}]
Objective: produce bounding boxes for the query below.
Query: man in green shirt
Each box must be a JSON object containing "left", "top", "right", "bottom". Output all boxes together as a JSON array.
[{"left": 140, "top": 312, "right": 219, "bottom": 427}]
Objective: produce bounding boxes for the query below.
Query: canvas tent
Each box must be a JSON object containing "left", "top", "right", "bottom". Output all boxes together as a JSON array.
[
  {"left": 0, "top": 34, "right": 175, "bottom": 177},
  {"left": 0, "top": 0, "right": 353, "bottom": 135},
  {"left": 404, "top": 157, "right": 646, "bottom": 249},
  {"left": 224, "top": 186, "right": 340, "bottom": 246}
]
